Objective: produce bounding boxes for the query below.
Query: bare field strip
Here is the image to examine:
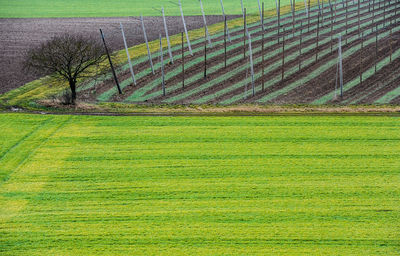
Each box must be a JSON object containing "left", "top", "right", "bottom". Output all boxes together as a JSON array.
[{"left": 0, "top": 15, "right": 238, "bottom": 94}]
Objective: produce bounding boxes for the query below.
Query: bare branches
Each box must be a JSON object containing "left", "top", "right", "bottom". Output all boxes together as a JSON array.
[{"left": 24, "top": 34, "right": 107, "bottom": 104}]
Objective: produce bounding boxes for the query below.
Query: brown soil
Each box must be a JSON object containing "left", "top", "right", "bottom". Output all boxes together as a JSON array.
[
  {"left": 270, "top": 28, "right": 400, "bottom": 104},
  {"left": 118, "top": 0, "right": 369, "bottom": 104},
  {"left": 0, "top": 15, "right": 239, "bottom": 94}
]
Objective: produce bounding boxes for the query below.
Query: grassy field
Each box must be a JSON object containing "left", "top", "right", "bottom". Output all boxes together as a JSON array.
[
  {"left": 0, "top": 0, "right": 300, "bottom": 18},
  {"left": 1, "top": 113, "right": 399, "bottom": 255}
]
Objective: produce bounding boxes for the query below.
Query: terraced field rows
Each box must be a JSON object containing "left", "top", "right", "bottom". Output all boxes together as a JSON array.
[{"left": 69, "top": 0, "right": 400, "bottom": 106}]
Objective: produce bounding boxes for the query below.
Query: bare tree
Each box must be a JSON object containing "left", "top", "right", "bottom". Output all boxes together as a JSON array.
[{"left": 24, "top": 34, "right": 107, "bottom": 104}]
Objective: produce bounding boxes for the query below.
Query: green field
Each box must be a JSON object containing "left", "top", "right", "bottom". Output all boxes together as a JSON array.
[
  {"left": 0, "top": 0, "right": 300, "bottom": 18},
  {"left": 1, "top": 113, "right": 399, "bottom": 255}
]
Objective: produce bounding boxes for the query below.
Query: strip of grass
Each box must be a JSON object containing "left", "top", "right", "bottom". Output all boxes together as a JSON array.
[
  {"left": 1, "top": 113, "right": 400, "bottom": 255},
  {"left": 0, "top": 0, "right": 301, "bottom": 18}
]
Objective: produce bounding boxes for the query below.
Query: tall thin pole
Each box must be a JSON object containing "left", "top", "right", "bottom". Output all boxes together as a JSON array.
[
  {"left": 179, "top": 0, "right": 193, "bottom": 55},
  {"left": 304, "top": 0, "right": 309, "bottom": 18},
  {"left": 182, "top": 32, "right": 185, "bottom": 88},
  {"left": 360, "top": 33, "right": 363, "bottom": 86},
  {"left": 282, "top": 28, "right": 285, "bottom": 82},
  {"left": 100, "top": 29, "right": 122, "bottom": 94},
  {"left": 247, "top": 32, "right": 255, "bottom": 97},
  {"left": 159, "top": 34, "right": 165, "bottom": 96},
  {"left": 390, "top": 28, "right": 393, "bottom": 63},
  {"left": 220, "top": 0, "right": 231, "bottom": 42},
  {"left": 241, "top": 0, "right": 245, "bottom": 18},
  {"left": 358, "top": 0, "right": 361, "bottom": 37},
  {"left": 334, "top": 58, "right": 339, "bottom": 99},
  {"left": 120, "top": 23, "right": 136, "bottom": 86},
  {"left": 292, "top": 0, "right": 295, "bottom": 38},
  {"left": 375, "top": 24, "right": 378, "bottom": 73},
  {"left": 140, "top": 14, "right": 154, "bottom": 74},
  {"left": 162, "top": 7, "right": 174, "bottom": 64},
  {"left": 278, "top": 0, "right": 281, "bottom": 43},
  {"left": 316, "top": 13, "right": 320, "bottom": 62},
  {"left": 262, "top": 2, "right": 265, "bottom": 92},
  {"left": 338, "top": 35, "right": 343, "bottom": 98},
  {"left": 308, "top": 0, "right": 311, "bottom": 32},
  {"left": 299, "top": 21, "right": 303, "bottom": 71},
  {"left": 345, "top": 1, "right": 348, "bottom": 44},
  {"left": 330, "top": 3, "right": 334, "bottom": 53},
  {"left": 204, "top": 26, "right": 207, "bottom": 79},
  {"left": 224, "top": 16, "right": 227, "bottom": 68},
  {"left": 258, "top": 0, "right": 264, "bottom": 30},
  {"left": 199, "top": 0, "right": 212, "bottom": 46},
  {"left": 244, "top": 8, "right": 246, "bottom": 60}
]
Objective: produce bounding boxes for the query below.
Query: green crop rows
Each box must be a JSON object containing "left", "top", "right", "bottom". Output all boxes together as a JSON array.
[
  {"left": 120, "top": 1, "right": 357, "bottom": 103},
  {"left": 109, "top": 0, "right": 400, "bottom": 106},
  {"left": 1, "top": 113, "right": 400, "bottom": 255},
  {"left": 102, "top": 5, "right": 310, "bottom": 102}
]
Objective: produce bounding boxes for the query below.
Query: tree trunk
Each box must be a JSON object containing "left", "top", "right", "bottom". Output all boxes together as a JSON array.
[{"left": 69, "top": 79, "right": 76, "bottom": 105}]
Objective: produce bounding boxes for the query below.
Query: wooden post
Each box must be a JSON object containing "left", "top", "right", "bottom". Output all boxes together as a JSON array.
[
  {"left": 224, "top": 16, "right": 227, "bottom": 68},
  {"left": 282, "top": 28, "right": 285, "bottom": 82},
  {"left": 262, "top": 2, "right": 265, "bottom": 91},
  {"left": 182, "top": 32, "right": 184, "bottom": 88},
  {"left": 100, "top": 29, "right": 122, "bottom": 95},
  {"left": 204, "top": 26, "right": 207, "bottom": 79}
]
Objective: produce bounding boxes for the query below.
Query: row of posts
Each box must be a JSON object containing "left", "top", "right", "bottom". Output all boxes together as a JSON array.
[{"left": 97, "top": 0, "right": 397, "bottom": 101}]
